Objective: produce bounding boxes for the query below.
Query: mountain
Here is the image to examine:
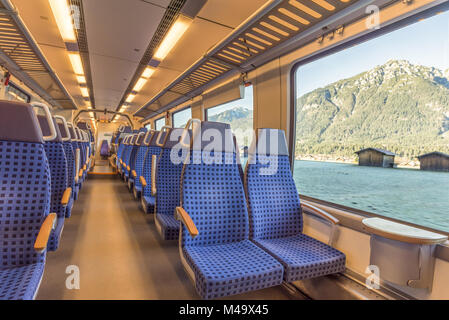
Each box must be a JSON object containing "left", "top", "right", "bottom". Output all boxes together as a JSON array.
[
  {"left": 296, "top": 60, "right": 449, "bottom": 159},
  {"left": 208, "top": 107, "right": 253, "bottom": 148},
  {"left": 205, "top": 60, "right": 449, "bottom": 159}
]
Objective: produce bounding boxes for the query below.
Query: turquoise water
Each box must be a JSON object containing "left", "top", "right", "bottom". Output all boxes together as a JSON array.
[{"left": 292, "top": 160, "right": 449, "bottom": 232}]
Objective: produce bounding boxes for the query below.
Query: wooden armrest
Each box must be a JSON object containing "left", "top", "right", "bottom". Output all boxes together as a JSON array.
[
  {"left": 61, "top": 187, "right": 72, "bottom": 205},
  {"left": 176, "top": 207, "right": 198, "bottom": 238},
  {"left": 132, "top": 170, "right": 137, "bottom": 178},
  {"left": 151, "top": 155, "right": 157, "bottom": 196},
  {"left": 301, "top": 202, "right": 339, "bottom": 225},
  {"left": 79, "top": 169, "right": 84, "bottom": 179},
  {"left": 83, "top": 164, "right": 87, "bottom": 171},
  {"left": 140, "top": 176, "right": 147, "bottom": 187},
  {"left": 34, "top": 213, "right": 57, "bottom": 253},
  {"left": 127, "top": 165, "right": 131, "bottom": 171},
  {"left": 120, "top": 159, "right": 123, "bottom": 165}
]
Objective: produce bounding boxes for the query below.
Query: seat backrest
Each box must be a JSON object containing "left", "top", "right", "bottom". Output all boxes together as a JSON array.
[
  {"left": 116, "top": 135, "right": 129, "bottom": 166},
  {"left": 141, "top": 130, "right": 164, "bottom": 199},
  {"left": 55, "top": 117, "right": 75, "bottom": 192},
  {"left": 100, "top": 140, "right": 109, "bottom": 156},
  {"left": 37, "top": 115, "right": 68, "bottom": 220},
  {"left": 134, "top": 130, "right": 155, "bottom": 189},
  {"left": 180, "top": 121, "right": 248, "bottom": 247},
  {"left": 129, "top": 132, "right": 145, "bottom": 173},
  {"left": 0, "top": 101, "right": 51, "bottom": 267},
  {"left": 75, "top": 128, "right": 85, "bottom": 166},
  {"left": 122, "top": 135, "right": 135, "bottom": 168},
  {"left": 245, "top": 128, "right": 302, "bottom": 240},
  {"left": 155, "top": 128, "right": 188, "bottom": 218}
]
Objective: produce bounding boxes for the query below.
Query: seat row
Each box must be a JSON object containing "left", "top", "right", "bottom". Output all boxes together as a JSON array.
[
  {"left": 0, "top": 100, "right": 94, "bottom": 300},
  {"left": 114, "top": 120, "right": 347, "bottom": 299}
]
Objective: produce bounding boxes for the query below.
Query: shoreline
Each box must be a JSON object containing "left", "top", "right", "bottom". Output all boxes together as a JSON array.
[{"left": 294, "top": 157, "right": 420, "bottom": 169}]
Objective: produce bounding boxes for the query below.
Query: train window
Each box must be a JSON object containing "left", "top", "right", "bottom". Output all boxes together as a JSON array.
[
  {"left": 144, "top": 123, "right": 152, "bottom": 130},
  {"left": 293, "top": 11, "right": 449, "bottom": 232},
  {"left": 155, "top": 117, "right": 165, "bottom": 131},
  {"left": 206, "top": 85, "right": 253, "bottom": 158},
  {"left": 172, "top": 107, "right": 192, "bottom": 128},
  {"left": 6, "top": 82, "right": 30, "bottom": 103}
]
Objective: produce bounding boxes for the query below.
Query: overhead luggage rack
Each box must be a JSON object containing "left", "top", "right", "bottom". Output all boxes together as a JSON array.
[
  {"left": 0, "top": 1, "right": 76, "bottom": 109},
  {"left": 135, "top": 0, "right": 384, "bottom": 120}
]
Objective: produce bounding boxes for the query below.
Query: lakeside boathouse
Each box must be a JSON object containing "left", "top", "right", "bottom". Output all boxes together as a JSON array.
[
  {"left": 417, "top": 152, "right": 449, "bottom": 172},
  {"left": 355, "top": 148, "right": 396, "bottom": 168}
]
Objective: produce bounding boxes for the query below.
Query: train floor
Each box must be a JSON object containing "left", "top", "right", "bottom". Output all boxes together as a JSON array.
[{"left": 37, "top": 167, "right": 295, "bottom": 300}]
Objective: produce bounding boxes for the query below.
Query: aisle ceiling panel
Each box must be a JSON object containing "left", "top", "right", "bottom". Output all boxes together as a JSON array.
[
  {"left": 123, "top": 0, "right": 271, "bottom": 116},
  {"left": 83, "top": 0, "right": 167, "bottom": 109}
]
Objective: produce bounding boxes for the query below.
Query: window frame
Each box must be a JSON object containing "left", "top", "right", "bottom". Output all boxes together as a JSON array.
[
  {"left": 171, "top": 106, "right": 192, "bottom": 128},
  {"left": 154, "top": 116, "right": 166, "bottom": 131},
  {"left": 7, "top": 82, "right": 31, "bottom": 103},
  {"left": 288, "top": 4, "right": 449, "bottom": 236}
]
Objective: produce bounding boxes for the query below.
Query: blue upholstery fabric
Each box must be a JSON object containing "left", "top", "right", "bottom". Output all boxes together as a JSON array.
[
  {"left": 245, "top": 129, "right": 346, "bottom": 282},
  {"left": 100, "top": 140, "right": 109, "bottom": 157},
  {"left": 180, "top": 122, "right": 284, "bottom": 299},
  {"left": 133, "top": 145, "right": 148, "bottom": 193},
  {"left": 44, "top": 141, "right": 68, "bottom": 251},
  {"left": 155, "top": 148, "right": 185, "bottom": 240},
  {"left": 246, "top": 155, "right": 303, "bottom": 239},
  {"left": 253, "top": 234, "right": 346, "bottom": 282},
  {"left": 156, "top": 214, "right": 179, "bottom": 240},
  {"left": 141, "top": 146, "right": 161, "bottom": 213},
  {"left": 181, "top": 151, "right": 249, "bottom": 247},
  {"left": 62, "top": 141, "right": 75, "bottom": 218},
  {"left": 0, "top": 139, "right": 50, "bottom": 300},
  {"left": 183, "top": 240, "right": 283, "bottom": 300},
  {"left": 0, "top": 262, "right": 45, "bottom": 300},
  {"left": 0, "top": 141, "right": 51, "bottom": 267}
]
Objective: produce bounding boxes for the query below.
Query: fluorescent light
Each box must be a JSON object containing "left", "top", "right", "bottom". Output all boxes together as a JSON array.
[
  {"left": 133, "top": 78, "right": 147, "bottom": 92},
  {"left": 142, "top": 67, "right": 155, "bottom": 78},
  {"left": 49, "top": 0, "right": 77, "bottom": 42},
  {"left": 80, "top": 87, "right": 89, "bottom": 97},
  {"left": 126, "top": 94, "right": 135, "bottom": 103},
  {"left": 154, "top": 15, "right": 192, "bottom": 61},
  {"left": 68, "top": 53, "right": 84, "bottom": 75},
  {"left": 89, "top": 111, "right": 94, "bottom": 117},
  {"left": 76, "top": 75, "right": 86, "bottom": 84}
]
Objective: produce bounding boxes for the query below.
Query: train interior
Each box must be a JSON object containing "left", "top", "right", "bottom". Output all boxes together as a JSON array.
[{"left": 0, "top": 0, "right": 448, "bottom": 302}]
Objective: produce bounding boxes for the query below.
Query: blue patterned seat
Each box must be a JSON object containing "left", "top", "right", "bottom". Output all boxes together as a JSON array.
[
  {"left": 155, "top": 128, "right": 188, "bottom": 240},
  {"left": 127, "top": 132, "right": 145, "bottom": 191},
  {"left": 245, "top": 128, "right": 346, "bottom": 282},
  {"left": 178, "top": 121, "right": 284, "bottom": 299},
  {"left": 37, "top": 116, "right": 69, "bottom": 252},
  {"left": 116, "top": 135, "right": 130, "bottom": 175},
  {"left": 55, "top": 117, "right": 75, "bottom": 218},
  {"left": 140, "top": 130, "right": 165, "bottom": 214},
  {"left": 0, "top": 101, "right": 55, "bottom": 300},
  {"left": 121, "top": 134, "right": 136, "bottom": 181},
  {"left": 132, "top": 130, "right": 155, "bottom": 199},
  {"left": 67, "top": 123, "right": 81, "bottom": 200}
]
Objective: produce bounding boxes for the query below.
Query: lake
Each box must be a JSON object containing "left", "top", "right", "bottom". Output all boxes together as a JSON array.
[{"left": 293, "top": 160, "right": 449, "bottom": 233}]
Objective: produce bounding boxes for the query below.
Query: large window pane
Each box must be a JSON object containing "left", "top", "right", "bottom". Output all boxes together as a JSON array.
[
  {"left": 206, "top": 85, "right": 253, "bottom": 157},
  {"left": 172, "top": 107, "right": 192, "bottom": 128},
  {"left": 155, "top": 117, "right": 165, "bottom": 131},
  {"left": 145, "top": 123, "right": 152, "bottom": 130},
  {"left": 294, "top": 12, "right": 449, "bottom": 232}
]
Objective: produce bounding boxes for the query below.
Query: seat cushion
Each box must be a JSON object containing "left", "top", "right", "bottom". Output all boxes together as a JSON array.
[
  {"left": 156, "top": 213, "right": 179, "bottom": 240},
  {"left": 183, "top": 240, "right": 283, "bottom": 300},
  {"left": 0, "top": 263, "right": 45, "bottom": 300},
  {"left": 254, "top": 234, "right": 346, "bottom": 282},
  {"left": 47, "top": 216, "right": 65, "bottom": 252},
  {"left": 142, "top": 196, "right": 155, "bottom": 214}
]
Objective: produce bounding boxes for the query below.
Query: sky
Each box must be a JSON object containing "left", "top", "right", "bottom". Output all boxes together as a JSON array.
[{"left": 296, "top": 11, "right": 449, "bottom": 96}]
